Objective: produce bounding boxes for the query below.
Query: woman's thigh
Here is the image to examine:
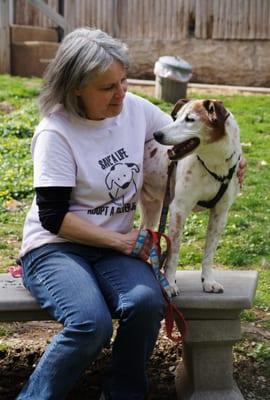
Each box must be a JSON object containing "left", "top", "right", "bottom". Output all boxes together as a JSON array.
[
  {"left": 21, "top": 243, "right": 112, "bottom": 329},
  {"left": 92, "top": 253, "right": 165, "bottom": 319}
]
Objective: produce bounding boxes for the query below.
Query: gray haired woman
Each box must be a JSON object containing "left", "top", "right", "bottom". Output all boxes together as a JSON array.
[{"left": 17, "top": 27, "right": 171, "bottom": 400}]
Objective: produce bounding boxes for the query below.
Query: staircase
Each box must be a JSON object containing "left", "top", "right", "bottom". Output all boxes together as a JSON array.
[{"left": 10, "top": 24, "right": 59, "bottom": 77}]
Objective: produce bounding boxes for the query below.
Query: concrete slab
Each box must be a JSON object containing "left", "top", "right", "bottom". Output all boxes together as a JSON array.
[{"left": 173, "top": 270, "right": 258, "bottom": 310}]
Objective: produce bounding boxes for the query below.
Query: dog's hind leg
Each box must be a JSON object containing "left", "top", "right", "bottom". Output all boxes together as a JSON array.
[{"left": 201, "top": 206, "right": 229, "bottom": 293}]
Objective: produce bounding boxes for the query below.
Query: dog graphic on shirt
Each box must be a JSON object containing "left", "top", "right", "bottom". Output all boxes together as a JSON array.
[{"left": 105, "top": 162, "right": 140, "bottom": 206}]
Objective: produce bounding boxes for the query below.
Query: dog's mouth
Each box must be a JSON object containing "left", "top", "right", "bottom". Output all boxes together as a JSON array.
[{"left": 167, "top": 138, "right": 200, "bottom": 160}]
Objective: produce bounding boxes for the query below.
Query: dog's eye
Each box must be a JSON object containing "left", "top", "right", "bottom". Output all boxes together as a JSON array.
[{"left": 185, "top": 115, "right": 195, "bottom": 123}]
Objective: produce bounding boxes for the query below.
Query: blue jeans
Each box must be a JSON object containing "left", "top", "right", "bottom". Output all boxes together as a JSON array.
[{"left": 17, "top": 242, "right": 165, "bottom": 400}]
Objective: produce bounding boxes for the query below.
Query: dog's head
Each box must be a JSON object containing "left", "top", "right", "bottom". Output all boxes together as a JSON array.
[{"left": 154, "top": 99, "right": 232, "bottom": 161}]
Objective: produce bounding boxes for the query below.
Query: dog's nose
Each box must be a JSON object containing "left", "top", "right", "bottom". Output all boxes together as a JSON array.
[{"left": 153, "top": 131, "right": 164, "bottom": 143}]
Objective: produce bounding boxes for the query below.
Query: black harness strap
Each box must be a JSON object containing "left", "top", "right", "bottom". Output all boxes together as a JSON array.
[{"left": 197, "top": 155, "right": 240, "bottom": 209}]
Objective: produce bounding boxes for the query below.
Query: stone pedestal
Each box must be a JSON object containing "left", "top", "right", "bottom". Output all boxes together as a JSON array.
[{"left": 172, "top": 270, "right": 258, "bottom": 400}]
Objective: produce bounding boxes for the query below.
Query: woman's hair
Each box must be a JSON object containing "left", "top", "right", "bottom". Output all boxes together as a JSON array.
[{"left": 38, "top": 27, "right": 129, "bottom": 117}]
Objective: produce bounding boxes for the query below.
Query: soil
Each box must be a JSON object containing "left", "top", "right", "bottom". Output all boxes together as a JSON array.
[{"left": 0, "top": 319, "right": 269, "bottom": 400}]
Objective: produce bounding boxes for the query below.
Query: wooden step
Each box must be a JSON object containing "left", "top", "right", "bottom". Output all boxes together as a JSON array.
[
  {"left": 10, "top": 24, "right": 58, "bottom": 43},
  {"left": 11, "top": 41, "right": 59, "bottom": 77}
]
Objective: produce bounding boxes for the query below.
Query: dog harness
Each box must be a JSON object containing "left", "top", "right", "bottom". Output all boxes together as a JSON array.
[{"left": 197, "top": 154, "right": 241, "bottom": 209}]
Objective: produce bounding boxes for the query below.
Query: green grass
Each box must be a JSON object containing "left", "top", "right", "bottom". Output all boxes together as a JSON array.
[{"left": 0, "top": 75, "right": 269, "bottom": 311}]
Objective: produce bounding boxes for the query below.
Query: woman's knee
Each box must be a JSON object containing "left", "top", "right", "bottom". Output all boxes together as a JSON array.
[
  {"left": 65, "top": 310, "right": 113, "bottom": 350},
  {"left": 122, "top": 285, "right": 165, "bottom": 323}
]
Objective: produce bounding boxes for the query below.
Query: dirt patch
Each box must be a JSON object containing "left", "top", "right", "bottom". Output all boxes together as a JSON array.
[
  {"left": 0, "top": 102, "right": 15, "bottom": 114},
  {"left": 0, "top": 320, "right": 269, "bottom": 400}
]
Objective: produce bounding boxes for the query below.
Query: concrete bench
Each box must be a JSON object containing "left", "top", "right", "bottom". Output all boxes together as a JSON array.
[
  {"left": 0, "top": 270, "right": 258, "bottom": 400},
  {"left": 173, "top": 270, "right": 258, "bottom": 400}
]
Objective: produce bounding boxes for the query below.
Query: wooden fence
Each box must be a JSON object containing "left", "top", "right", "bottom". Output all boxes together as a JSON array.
[
  {"left": 13, "top": 0, "right": 58, "bottom": 28},
  {"left": 12, "top": 0, "right": 270, "bottom": 40},
  {"left": 1, "top": 0, "right": 269, "bottom": 84}
]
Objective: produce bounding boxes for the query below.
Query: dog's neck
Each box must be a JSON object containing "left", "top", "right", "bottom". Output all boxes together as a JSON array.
[{"left": 197, "top": 139, "right": 240, "bottom": 176}]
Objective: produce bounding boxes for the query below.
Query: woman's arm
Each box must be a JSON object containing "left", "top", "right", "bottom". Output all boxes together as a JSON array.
[
  {"left": 58, "top": 211, "right": 137, "bottom": 254},
  {"left": 36, "top": 187, "right": 152, "bottom": 259}
]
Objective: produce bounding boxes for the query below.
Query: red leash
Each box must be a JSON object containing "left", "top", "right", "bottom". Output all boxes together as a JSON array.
[
  {"left": 132, "top": 229, "right": 187, "bottom": 342},
  {"left": 147, "top": 230, "right": 187, "bottom": 342}
]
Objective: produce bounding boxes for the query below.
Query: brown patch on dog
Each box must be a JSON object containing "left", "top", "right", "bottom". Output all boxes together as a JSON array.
[
  {"left": 176, "top": 213, "right": 182, "bottom": 227},
  {"left": 171, "top": 99, "right": 190, "bottom": 120},
  {"left": 202, "top": 100, "right": 229, "bottom": 143},
  {"left": 150, "top": 148, "right": 158, "bottom": 158}
]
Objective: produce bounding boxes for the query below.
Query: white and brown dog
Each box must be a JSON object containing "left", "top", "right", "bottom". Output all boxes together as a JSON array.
[{"left": 140, "top": 99, "right": 242, "bottom": 295}]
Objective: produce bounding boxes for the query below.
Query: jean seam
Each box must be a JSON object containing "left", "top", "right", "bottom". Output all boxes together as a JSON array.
[
  {"left": 92, "top": 267, "right": 128, "bottom": 319},
  {"left": 31, "top": 268, "right": 68, "bottom": 325}
]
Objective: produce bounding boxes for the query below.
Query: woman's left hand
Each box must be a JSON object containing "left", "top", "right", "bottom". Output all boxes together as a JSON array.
[{"left": 237, "top": 157, "right": 247, "bottom": 188}]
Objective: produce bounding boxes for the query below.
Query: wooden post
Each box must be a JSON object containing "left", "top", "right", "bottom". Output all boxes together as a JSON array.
[
  {"left": 0, "top": 0, "right": 11, "bottom": 74},
  {"left": 27, "top": 0, "right": 69, "bottom": 35}
]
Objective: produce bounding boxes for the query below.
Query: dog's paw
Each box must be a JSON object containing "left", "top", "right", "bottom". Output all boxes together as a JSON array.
[
  {"left": 202, "top": 279, "right": 224, "bottom": 293},
  {"left": 166, "top": 276, "right": 180, "bottom": 297},
  {"left": 169, "top": 282, "right": 180, "bottom": 297}
]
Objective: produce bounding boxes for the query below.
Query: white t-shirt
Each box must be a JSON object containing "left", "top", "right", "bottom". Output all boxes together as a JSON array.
[{"left": 20, "top": 92, "right": 172, "bottom": 256}]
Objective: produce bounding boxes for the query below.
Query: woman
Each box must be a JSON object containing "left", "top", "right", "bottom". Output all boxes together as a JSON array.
[
  {"left": 17, "top": 27, "right": 170, "bottom": 400},
  {"left": 17, "top": 27, "right": 245, "bottom": 400}
]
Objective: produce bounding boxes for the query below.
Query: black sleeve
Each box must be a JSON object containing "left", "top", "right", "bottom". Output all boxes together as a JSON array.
[{"left": 35, "top": 187, "right": 72, "bottom": 234}]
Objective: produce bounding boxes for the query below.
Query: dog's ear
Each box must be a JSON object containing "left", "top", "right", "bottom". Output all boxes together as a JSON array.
[
  {"left": 203, "top": 100, "right": 229, "bottom": 124},
  {"left": 203, "top": 100, "right": 230, "bottom": 141},
  {"left": 171, "top": 99, "right": 190, "bottom": 121},
  {"left": 213, "top": 100, "right": 230, "bottom": 123}
]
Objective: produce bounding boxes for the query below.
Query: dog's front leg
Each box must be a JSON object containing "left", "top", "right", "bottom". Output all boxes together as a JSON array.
[
  {"left": 202, "top": 206, "right": 229, "bottom": 293},
  {"left": 165, "top": 203, "right": 188, "bottom": 296}
]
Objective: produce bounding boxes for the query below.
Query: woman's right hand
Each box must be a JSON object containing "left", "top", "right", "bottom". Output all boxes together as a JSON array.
[{"left": 116, "top": 230, "right": 153, "bottom": 262}]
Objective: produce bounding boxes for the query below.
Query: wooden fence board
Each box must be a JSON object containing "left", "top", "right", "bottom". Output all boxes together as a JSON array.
[
  {"left": 9, "top": 0, "right": 270, "bottom": 40},
  {"left": 0, "top": 0, "right": 10, "bottom": 73},
  {"left": 13, "top": 0, "right": 58, "bottom": 27}
]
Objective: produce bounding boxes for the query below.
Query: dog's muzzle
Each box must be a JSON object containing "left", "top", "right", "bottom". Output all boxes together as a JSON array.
[{"left": 167, "top": 137, "right": 200, "bottom": 161}]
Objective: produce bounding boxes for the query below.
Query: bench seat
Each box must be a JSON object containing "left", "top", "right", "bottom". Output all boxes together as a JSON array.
[{"left": 0, "top": 270, "right": 258, "bottom": 400}]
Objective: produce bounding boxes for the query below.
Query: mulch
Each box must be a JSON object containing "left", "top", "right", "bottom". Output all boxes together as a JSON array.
[{"left": 0, "top": 320, "right": 269, "bottom": 399}]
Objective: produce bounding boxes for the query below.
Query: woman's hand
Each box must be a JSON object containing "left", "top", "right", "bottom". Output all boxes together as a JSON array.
[
  {"left": 116, "top": 229, "right": 153, "bottom": 261},
  {"left": 237, "top": 157, "right": 247, "bottom": 188}
]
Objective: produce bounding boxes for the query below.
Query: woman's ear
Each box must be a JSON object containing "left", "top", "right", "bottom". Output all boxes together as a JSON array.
[{"left": 74, "top": 88, "right": 81, "bottom": 96}]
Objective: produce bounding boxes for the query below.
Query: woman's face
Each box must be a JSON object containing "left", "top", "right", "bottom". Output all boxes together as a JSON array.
[{"left": 75, "top": 60, "right": 128, "bottom": 120}]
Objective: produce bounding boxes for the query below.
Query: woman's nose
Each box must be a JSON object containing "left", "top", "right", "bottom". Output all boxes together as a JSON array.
[{"left": 114, "top": 82, "right": 127, "bottom": 98}]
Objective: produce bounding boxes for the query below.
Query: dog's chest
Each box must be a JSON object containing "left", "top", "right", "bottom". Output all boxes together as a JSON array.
[{"left": 176, "top": 156, "right": 238, "bottom": 207}]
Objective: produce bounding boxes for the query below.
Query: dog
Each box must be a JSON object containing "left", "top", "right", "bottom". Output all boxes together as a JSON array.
[{"left": 140, "top": 99, "right": 242, "bottom": 295}]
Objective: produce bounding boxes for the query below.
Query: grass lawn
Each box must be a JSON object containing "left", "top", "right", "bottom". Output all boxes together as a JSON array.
[{"left": 0, "top": 75, "right": 269, "bottom": 374}]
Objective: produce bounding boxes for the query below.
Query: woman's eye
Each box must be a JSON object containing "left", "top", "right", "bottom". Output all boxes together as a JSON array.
[
  {"left": 185, "top": 114, "right": 195, "bottom": 123},
  {"left": 104, "top": 85, "right": 114, "bottom": 91}
]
